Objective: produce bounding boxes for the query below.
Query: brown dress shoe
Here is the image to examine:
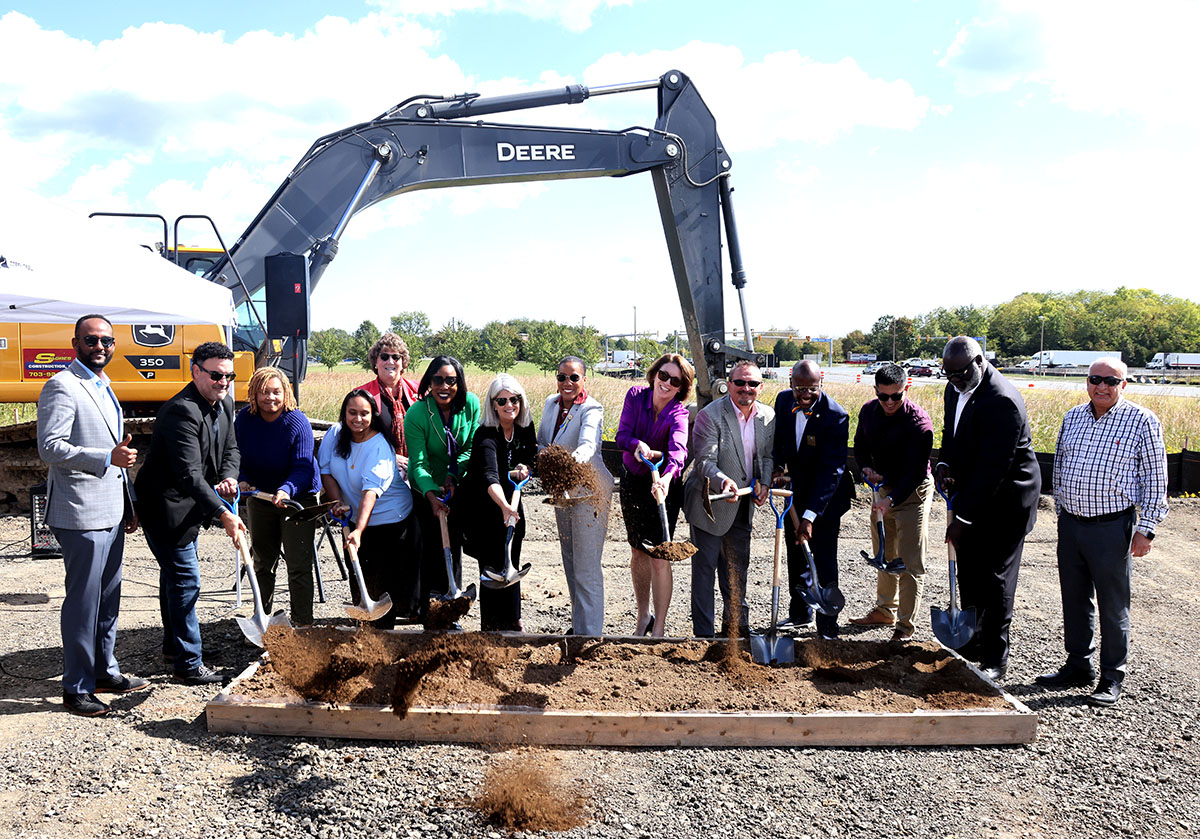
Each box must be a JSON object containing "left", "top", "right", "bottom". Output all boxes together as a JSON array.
[
  {"left": 849, "top": 608, "right": 895, "bottom": 627},
  {"left": 891, "top": 627, "right": 914, "bottom": 641}
]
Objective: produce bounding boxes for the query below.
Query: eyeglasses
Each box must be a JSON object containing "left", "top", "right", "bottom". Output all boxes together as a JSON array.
[
  {"left": 656, "top": 370, "right": 683, "bottom": 388},
  {"left": 493, "top": 395, "right": 522, "bottom": 406},
  {"left": 81, "top": 335, "right": 116, "bottom": 348},
  {"left": 792, "top": 385, "right": 821, "bottom": 394},
  {"left": 377, "top": 352, "right": 404, "bottom": 362},
  {"left": 876, "top": 391, "right": 904, "bottom": 402},
  {"left": 730, "top": 378, "right": 762, "bottom": 388},
  {"left": 556, "top": 373, "right": 581, "bottom": 383},
  {"left": 431, "top": 375, "right": 459, "bottom": 387},
  {"left": 1088, "top": 375, "right": 1124, "bottom": 387},
  {"left": 197, "top": 366, "right": 236, "bottom": 382}
]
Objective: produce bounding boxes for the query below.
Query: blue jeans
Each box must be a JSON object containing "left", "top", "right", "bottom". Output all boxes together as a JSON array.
[{"left": 144, "top": 529, "right": 203, "bottom": 673}]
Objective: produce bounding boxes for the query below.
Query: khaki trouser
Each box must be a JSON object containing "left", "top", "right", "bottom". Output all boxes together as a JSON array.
[{"left": 871, "top": 474, "right": 933, "bottom": 632}]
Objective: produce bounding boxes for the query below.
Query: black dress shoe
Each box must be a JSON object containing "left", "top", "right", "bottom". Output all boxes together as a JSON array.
[
  {"left": 63, "top": 692, "right": 110, "bottom": 717},
  {"left": 1086, "top": 678, "right": 1122, "bottom": 707},
  {"left": 1035, "top": 664, "right": 1096, "bottom": 689},
  {"left": 174, "top": 663, "right": 226, "bottom": 686},
  {"left": 95, "top": 674, "right": 150, "bottom": 694},
  {"left": 979, "top": 663, "right": 1008, "bottom": 682}
]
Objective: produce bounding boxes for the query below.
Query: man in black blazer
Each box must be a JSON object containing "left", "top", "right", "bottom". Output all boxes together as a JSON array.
[
  {"left": 936, "top": 337, "right": 1040, "bottom": 681},
  {"left": 772, "top": 360, "right": 854, "bottom": 638},
  {"left": 135, "top": 342, "right": 245, "bottom": 685}
]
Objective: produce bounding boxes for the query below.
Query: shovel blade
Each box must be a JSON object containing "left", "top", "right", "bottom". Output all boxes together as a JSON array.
[
  {"left": 235, "top": 615, "right": 268, "bottom": 648},
  {"left": 479, "top": 564, "right": 529, "bottom": 590},
  {"left": 750, "top": 631, "right": 795, "bottom": 665},
  {"left": 800, "top": 586, "right": 845, "bottom": 617},
  {"left": 930, "top": 605, "right": 977, "bottom": 650},
  {"left": 346, "top": 592, "right": 393, "bottom": 623}
]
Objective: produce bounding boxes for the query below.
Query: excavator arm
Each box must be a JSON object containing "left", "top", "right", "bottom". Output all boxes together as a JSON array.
[{"left": 207, "top": 70, "right": 756, "bottom": 403}]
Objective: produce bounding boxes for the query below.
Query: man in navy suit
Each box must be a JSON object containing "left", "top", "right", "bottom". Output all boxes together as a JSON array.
[
  {"left": 936, "top": 336, "right": 1040, "bottom": 681},
  {"left": 772, "top": 360, "right": 854, "bottom": 638}
]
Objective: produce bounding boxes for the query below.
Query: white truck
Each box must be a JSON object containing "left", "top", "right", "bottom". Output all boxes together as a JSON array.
[
  {"left": 1146, "top": 352, "right": 1200, "bottom": 370},
  {"left": 1028, "top": 350, "right": 1111, "bottom": 369}
]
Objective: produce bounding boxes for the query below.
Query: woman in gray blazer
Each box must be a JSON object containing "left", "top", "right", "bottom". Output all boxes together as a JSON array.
[{"left": 536, "top": 356, "right": 613, "bottom": 635}]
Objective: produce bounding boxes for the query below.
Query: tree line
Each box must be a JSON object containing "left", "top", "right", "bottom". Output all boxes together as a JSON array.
[
  {"left": 308, "top": 312, "right": 682, "bottom": 373},
  {"left": 833, "top": 288, "right": 1200, "bottom": 367},
  {"left": 309, "top": 288, "right": 1200, "bottom": 373}
]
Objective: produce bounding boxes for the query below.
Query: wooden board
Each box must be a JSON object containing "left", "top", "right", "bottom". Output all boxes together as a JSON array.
[{"left": 205, "top": 637, "right": 1037, "bottom": 747}]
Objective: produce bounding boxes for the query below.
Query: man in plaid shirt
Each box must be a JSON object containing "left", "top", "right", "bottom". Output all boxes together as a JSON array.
[{"left": 1038, "top": 357, "right": 1168, "bottom": 707}]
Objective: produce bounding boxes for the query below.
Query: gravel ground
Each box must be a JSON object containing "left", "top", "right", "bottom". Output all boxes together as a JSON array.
[{"left": 1, "top": 491, "right": 1197, "bottom": 838}]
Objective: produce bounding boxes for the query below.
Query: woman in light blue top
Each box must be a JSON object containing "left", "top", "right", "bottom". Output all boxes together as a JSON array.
[{"left": 318, "top": 389, "right": 419, "bottom": 628}]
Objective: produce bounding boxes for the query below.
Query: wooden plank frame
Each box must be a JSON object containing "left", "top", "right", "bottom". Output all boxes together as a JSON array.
[{"left": 206, "top": 634, "right": 1037, "bottom": 747}]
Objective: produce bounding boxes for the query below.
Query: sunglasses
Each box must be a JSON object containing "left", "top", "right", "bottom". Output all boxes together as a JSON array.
[
  {"left": 730, "top": 378, "right": 762, "bottom": 388},
  {"left": 1088, "top": 375, "right": 1124, "bottom": 387},
  {"left": 556, "top": 373, "right": 581, "bottom": 383},
  {"left": 656, "top": 369, "right": 683, "bottom": 388},
  {"left": 197, "top": 367, "right": 236, "bottom": 382},
  {"left": 876, "top": 391, "right": 904, "bottom": 402},
  {"left": 431, "top": 375, "right": 459, "bottom": 387},
  {"left": 943, "top": 364, "right": 973, "bottom": 380},
  {"left": 792, "top": 385, "right": 821, "bottom": 394},
  {"left": 377, "top": 352, "right": 404, "bottom": 362},
  {"left": 493, "top": 395, "right": 522, "bottom": 406},
  {"left": 81, "top": 335, "right": 116, "bottom": 348}
]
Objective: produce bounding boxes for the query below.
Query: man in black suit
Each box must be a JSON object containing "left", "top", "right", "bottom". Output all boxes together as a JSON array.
[
  {"left": 135, "top": 341, "right": 245, "bottom": 686},
  {"left": 936, "top": 336, "right": 1040, "bottom": 681},
  {"left": 772, "top": 360, "right": 853, "bottom": 639}
]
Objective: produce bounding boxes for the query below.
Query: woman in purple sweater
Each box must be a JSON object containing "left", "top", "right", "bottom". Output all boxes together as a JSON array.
[
  {"left": 616, "top": 353, "right": 694, "bottom": 637},
  {"left": 234, "top": 367, "right": 321, "bottom": 625}
]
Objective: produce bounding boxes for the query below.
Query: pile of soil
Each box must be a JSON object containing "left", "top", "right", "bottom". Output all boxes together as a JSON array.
[
  {"left": 247, "top": 627, "right": 1007, "bottom": 715},
  {"left": 536, "top": 445, "right": 602, "bottom": 510},
  {"left": 468, "top": 750, "right": 590, "bottom": 832},
  {"left": 425, "top": 596, "right": 472, "bottom": 631}
]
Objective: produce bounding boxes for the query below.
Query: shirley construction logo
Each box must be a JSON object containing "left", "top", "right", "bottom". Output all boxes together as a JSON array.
[{"left": 23, "top": 348, "right": 73, "bottom": 379}]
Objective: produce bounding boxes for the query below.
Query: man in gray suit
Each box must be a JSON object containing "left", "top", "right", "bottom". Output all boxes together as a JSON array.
[
  {"left": 37, "top": 314, "right": 146, "bottom": 717},
  {"left": 684, "top": 361, "right": 775, "bottom": 637}
]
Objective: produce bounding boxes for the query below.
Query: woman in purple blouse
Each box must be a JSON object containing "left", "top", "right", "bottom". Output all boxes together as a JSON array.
[{"left": 616, "top": 353, "right": 694, "bottom": 637}]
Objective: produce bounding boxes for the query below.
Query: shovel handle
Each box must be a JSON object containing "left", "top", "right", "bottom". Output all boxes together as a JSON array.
[{"left": 707, "top": 486, "right": 755, "bottom": 502}]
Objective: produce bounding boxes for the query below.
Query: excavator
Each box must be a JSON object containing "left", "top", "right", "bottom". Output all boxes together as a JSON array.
[{"left": 0, "top": 69, "right": 761, "bottom": 510}]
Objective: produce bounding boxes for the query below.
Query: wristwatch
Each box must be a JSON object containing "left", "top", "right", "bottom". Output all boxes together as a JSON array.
[{"left": 1143, "top": 531, "right": 1155, "bottom": 541}]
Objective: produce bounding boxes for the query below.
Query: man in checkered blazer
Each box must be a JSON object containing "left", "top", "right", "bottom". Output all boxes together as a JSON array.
[{"left": 1037, "top": 357, "right": 1168, "bottom": 707}]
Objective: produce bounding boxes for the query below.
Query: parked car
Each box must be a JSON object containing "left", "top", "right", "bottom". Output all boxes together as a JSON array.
[
  {"left": 908, "top": 363, "right": 934, "bottom": 377},
  {"left": 863, "top": 361, "right": 886, "bottom": 375}
]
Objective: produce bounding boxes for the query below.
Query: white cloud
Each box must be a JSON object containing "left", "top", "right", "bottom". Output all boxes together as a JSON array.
[
  {"left": 939, "top": 0, "right": 1200, "bottom": 127},
  {"left": 584, "top": 44, "right": 931, "bottom": 150},
  {"left": 367, "top": 0, "right": 637, "bottom": 32}
]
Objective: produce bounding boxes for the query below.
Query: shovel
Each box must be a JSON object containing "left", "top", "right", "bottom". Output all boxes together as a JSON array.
[
  {"left": 329, "top": 510, "right": 394, "bottom": 622},
  {"left": 798, "top": 534, "right": 845, "bottom": 617},
  {"left": 430, "top": 493, "right": 477, "bottom": 607},
  {"left": 638, "top": 452, "right": 697, "bottom": 561},
  {"left": 481, "top": 474, "right": 533, "bottom": 589},
  {"left": 930, "top": 488, "right": 977, "bottom": 649},
  {"left": 252, "top": 491, "right": 338, "bottom": 523},
  {"left": 859, "top": 479, "right": 906, "bottom": 574},
  {"left": 217, "top": 487, "right": 292, "bottom": 647},
  {"left": 750, "top": 488, "right": 796, "bottom": 665},
  {"left": 702, "top": 482, "right": 756, "bottom": 520}
]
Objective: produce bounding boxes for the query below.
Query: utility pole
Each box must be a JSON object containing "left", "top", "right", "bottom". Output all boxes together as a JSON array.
[
  {"left": 891, "top": 318, "right": 897, "bottom": 361},
  {"left": 1038, "top": 315, "right": 1046, "bottom": 376}
]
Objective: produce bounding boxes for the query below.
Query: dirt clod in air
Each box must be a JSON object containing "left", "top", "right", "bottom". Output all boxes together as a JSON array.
[
  {"left": 644, "top": 539, "right": 697, "bottom": 561},
  {"left": 425, "top": 596, "right": 472, "bottom": 631},
  {"left": 469, "top": 751, "right": 590, "bottom": 832},
  {"left": 537, "top": 445, "right": 602, "bottom": 510}
]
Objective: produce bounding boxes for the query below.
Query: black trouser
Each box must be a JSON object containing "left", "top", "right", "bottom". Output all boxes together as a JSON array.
[
  {"left": 783, "top": 513, "right": 842, "bottom": 637},
  {"left": 351, "top": 517, "right": 420, "bottom": 630},
  {"left": 1056, "top": 510, "right": 1134, "bottom": 682},
  {"left": 955, "top": 522, "right": 1026, "bottom": 669},
  {"left": 409, "top": 486, "right": 462, "bottom": 620}
]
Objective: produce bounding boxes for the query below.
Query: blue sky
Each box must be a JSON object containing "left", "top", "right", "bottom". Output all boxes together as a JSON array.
[{"left": 2, "top": 0, "right": 1197, "bottom": 343}]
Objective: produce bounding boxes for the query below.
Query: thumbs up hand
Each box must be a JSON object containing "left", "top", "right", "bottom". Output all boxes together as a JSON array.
[{"left": 112, "top": 433, "right": 137, "bottom": 468}]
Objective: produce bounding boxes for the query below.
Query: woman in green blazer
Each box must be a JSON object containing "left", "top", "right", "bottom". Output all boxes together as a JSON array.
[{"left": 404, "top": 355, "right": 480, "bottom": 624}]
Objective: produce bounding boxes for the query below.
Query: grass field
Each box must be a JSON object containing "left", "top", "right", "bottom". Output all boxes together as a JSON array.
[{"left": 298, "top": 362, "right": 1200, "bottom": 453}]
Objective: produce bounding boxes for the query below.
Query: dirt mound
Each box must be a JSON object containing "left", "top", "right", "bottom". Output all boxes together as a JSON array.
[
  {"left": 645, "top": 539, "right": 697, "bottom": 561},
  {"left": 468, "top": 750, "right": 590, "bottom": 832},
  {"left": 537, "top": 445, "right": 602, "bottom": 510},
  {"left": 392, "top": 633, "right": 508, "bottom": 718},
  {"left": 426, "top": 595, "right": 472, "bottom": 631},
  {"left": 265, "top": 624, "right": 399, "bottom": 705}
]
